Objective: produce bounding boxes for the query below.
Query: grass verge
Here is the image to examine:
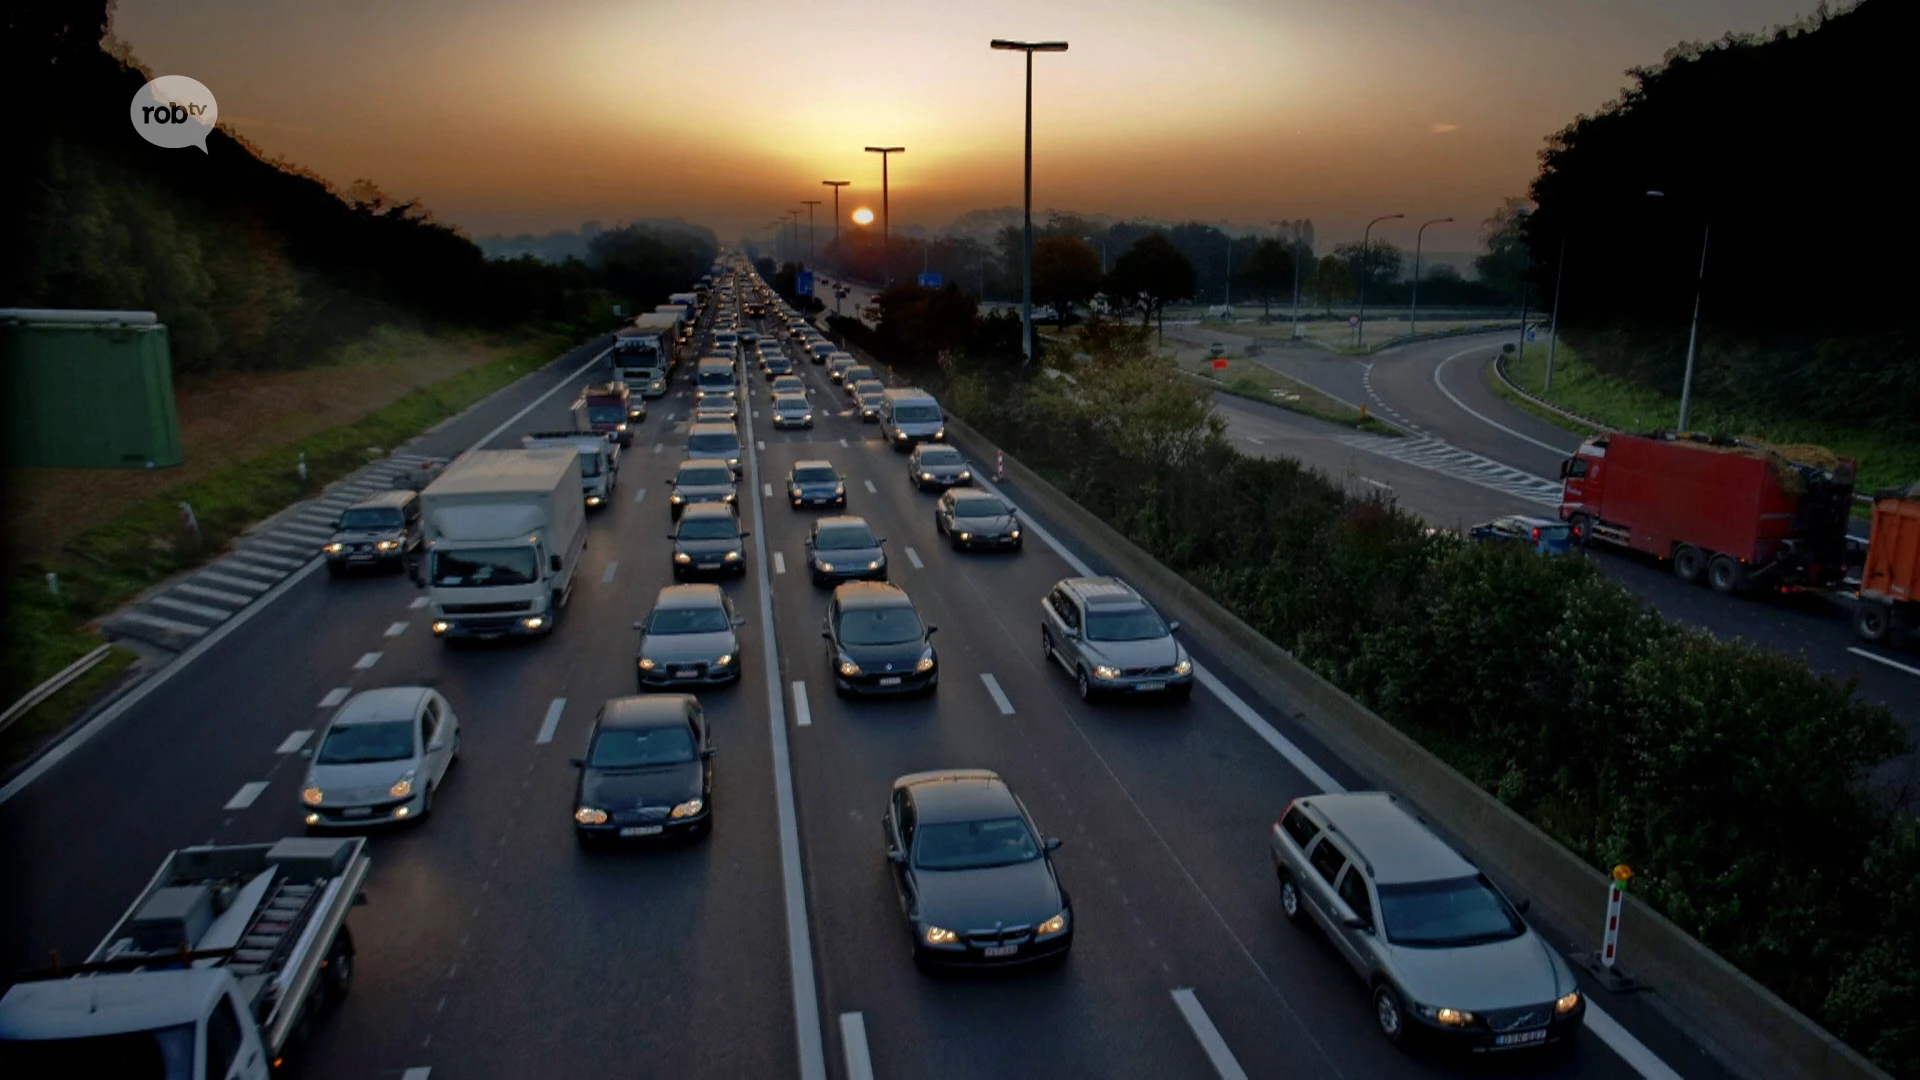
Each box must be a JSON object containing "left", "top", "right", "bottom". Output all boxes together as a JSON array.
[
  {"left": 2, "top": 332, "right": 572, "bottom": 770},
  {"left": 0, "top": 647, "right": 140, "bottom": 772},
  {"left": 1493, "top": 339, "right": 1919, "bottom": 496}
]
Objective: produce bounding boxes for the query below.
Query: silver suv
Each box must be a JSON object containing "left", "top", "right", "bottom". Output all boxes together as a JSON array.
[
  {"left": 1268, "top": 792, "right": 1586, "bottom": 1052},
  {"left": 1040, "top": 577, "right": 1193, "bottom": 701}
]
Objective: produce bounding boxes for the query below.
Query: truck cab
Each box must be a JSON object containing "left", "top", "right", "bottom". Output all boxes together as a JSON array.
[
  {"left": 579, "top": 383, "right": 640, "bottom": 446},
  {"left": 522, "top": 432, "right": 615, "bottom": 509}
]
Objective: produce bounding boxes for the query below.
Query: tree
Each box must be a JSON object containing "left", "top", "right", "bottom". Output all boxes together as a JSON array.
[
  {"left": 1032, "top": 236, "right": 1103, "bottom": 327},
  {"left": 1334, "top": 239, "right": 1405, "bottom": 298},
  {"left": 1104, "top": 233, "right": 1196, "bottom": 340},
  {"left": 1306, "top": 255, "right": 1353, "bottom": 315},
  {"left": 871, "top": 282, "right": 979, "bottom": 366},
  {"left": 1233, "top": 238, "right": 1296, "bottom": 317},
  {"left": 1473, "top": 197, "right": 1532, "bottom": 301}
]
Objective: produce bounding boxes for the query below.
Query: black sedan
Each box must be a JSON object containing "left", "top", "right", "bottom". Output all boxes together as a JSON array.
[
  {"left": 884, "top": 769, "right": 1071, "bottom": 968},
  {"left": 670, "top": 503, "right": 749, "bottom": 579},
  {"left": 806, "top": 515, "right": 887, "bottom": 587},
  {"left": 788, "top": 460, "right": 847, "bottom": 510},
  {"left": 824, "top": 582, "right": 937, "bottom": 696},
  {"left": 571, "top": 695, "right": 714, "bottom": 844},
  {"left": 935, "top": 491, "right": 1022, "bottom": 552}
]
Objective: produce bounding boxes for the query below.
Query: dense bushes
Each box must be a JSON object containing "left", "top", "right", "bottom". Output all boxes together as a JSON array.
[{"left": 935, "top": 317, "right": 1915, "bottom": 1077}]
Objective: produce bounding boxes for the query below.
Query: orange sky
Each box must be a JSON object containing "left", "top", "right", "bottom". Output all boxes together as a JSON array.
[{"left": 113, "top": 0, "right": 1817, "bottom": 251}]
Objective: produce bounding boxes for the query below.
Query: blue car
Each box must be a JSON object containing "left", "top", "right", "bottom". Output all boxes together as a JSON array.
[
  {"left": 1467, "top": 515, "right": 1574, "bottom": 556},
  {"left": 787, "top": 460, "right": 847, "bottom": 510}
]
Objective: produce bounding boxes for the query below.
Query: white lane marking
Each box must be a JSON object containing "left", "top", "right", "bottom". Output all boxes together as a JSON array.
[
  {"left": 652, "top": 442, "right": 664, "bottom": 454},
  {"left": 758, "top": 440, "right": 767, "bottom": 451},
  {"left": 216, "top": 561, "right": 282, "bottom": 583},
  {"left": 151, "top": 594, "right": 231, "bottom": 621},
  {"left": 634, "top": 486, "right": 648, "bottom": 505},
  {"left": 198, "top": 570, "right": 267, "bottom": 593},
  {"left": 319, "top": 687, "right": 350, "bottom": 708},
  {"left": 1584, "top": 1003, "right": 1684, "bottom": 1080},
  {"left": 746, "top": 426, "right": 828, "bottom": 1080},
  {"left": 840, "top": 1012, "right": 875, "bottom": 1080},
  {"left": 353, "top": 652, "right": 382, "bottom": 670},
  {"left": 840, "top": 438, "right": 849, "bottom": 447},
  {"left": 176, "top": 582, "right": 252, "bottom": 607},
  {"left": 774, "top": 552, "right": 787, "bottom": 575},
  {"left": 402, "top": 1069, "right": 432, "bottom": 1080},
  {"left": 410, "top": 596, "right": 430, "bottom": 610},
  {"left": 276, "top": 730, "right": 313, "bottom": 755},
  {"left": 1170, "top": 988, "right": 1249, "bottom": 1080},
  {"left": 224, "top": 781, "right": 269, "bottom": 811},
  {"left": 792, "top": 681, "right": 811, "bottom": 726},
  {"left": 110, "top": 610, "right": 205, "bottom": 636},
  {"left": 764, "top": 482, "right": 774, "bottom": 498},
  {"left": 384, "top": 621, "right": 408, "bottom": 638},
  {"left": 536, "top": 698, "right": 566, "bottom": 744},
  {"left": 981, "top": 674, "right": 1015, "bottom": 715},
  {"left": 472, "top": 344, "right": 611, "bottom": 448},
  {"left": 905, "top": 547, "right": 923, "bottom": 569},
  {"left": 863, "top": 479, "right": 877, "bottom": 494},
  {"left": 1433, "top": 348, "right": 1576, "bottom": 455},
  {"left": 1849, "top": 646, "right": 1920, "bottom": 677},
  {"left": 602, "top": 560, "right": 619, "bottom": 584}
]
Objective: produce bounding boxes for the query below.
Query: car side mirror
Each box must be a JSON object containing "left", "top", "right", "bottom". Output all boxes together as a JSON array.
[
  {"left": 428, "top": 739, "right": 445, "bottom": 752},
  {"left": 734, "top": 615, "right": 747, "bottom": 627},
  {"left": 925, "top": 626, "right": 938, "bottom": 636},
  {"left": 887, "top": 850, "right": 906, "bottom": 865},
  {"left": 1342, "top": 914, "right": 1370, "bottom": 931},
  {"left": 666, "top": 533, "right": 678, "bottom": 540},
  {"left": 820, "top": 628, "right": 833, "bottom": 638},
  {"left": 876, "top": 537, "right": 887, "bottom": 545},
  {"left": 333, "top": 518, "right": 345, "bottom": 530},
  {"left": 738, "top": 530, "right": 750, "bottom": 539},
  {"left": 701, "top": 748, "right": 717, "bottom": 760},
  {"left": 1514, "top": 897, "right": 1531, "bottom": 915},
  {"left": 1043, "top": 836, "right": 1063, "bottom": 852},
  {"left": 569, "top": 757, "right": 584, "bottom": 768},
  {"left": 632, "top": 620, "right": 645, "bottom": 631},
  {"left": 549, "top": 554, "right": 562, "bottom": 572},
  {"left": 1167, "top": 620, "right": 1182, "bottom": 633}
]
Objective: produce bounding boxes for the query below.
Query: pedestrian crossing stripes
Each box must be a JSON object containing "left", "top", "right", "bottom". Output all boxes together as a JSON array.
[{"left": 1332, "top": 433, "right": 1562, "bottom": 507}]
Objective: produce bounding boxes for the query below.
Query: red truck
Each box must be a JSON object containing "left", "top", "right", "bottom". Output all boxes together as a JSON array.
[
  {"left": 1557, "top": 432, "right": 1856, "bottom": 594},
  {"left": 1854, "top": 483, "right": 1920, "bottom": 643}
]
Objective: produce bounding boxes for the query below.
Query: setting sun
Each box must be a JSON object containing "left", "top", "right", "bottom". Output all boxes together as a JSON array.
[{"left": 851, "top": 207, "right": 875, "bottom": 226}]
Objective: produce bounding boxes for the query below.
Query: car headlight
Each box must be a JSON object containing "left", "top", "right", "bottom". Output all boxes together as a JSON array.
[
  {"left": 616, "top": 423, "right": 629, "bottom": 432},
  {"left": 323, "top": 542, "right": 345, "bottom": 554},
  {"left": 390, "top": 772, "right": 415, "bottom": 799},
  {"left": 670, "top": 798, "right": 705, "bottom": 819},
  {"left": 934, "top": 428, "right": 946, "bottom": 439},
  {"left": 675, "top": 552, "right": 692, "bottom": 564},
  {"left": 1036, "top": 910, "right": 1068, "bottom": 938},
  {"left": 431, "top": 620, "right": 452, "bottom": 634},
  {"left": 802, "top": 414, "right": 812, "bottom": 422},
  {"left": 727, "top": 458, "right": 740, "bottom": 467},
  {"left": 723, "top": 491, "right": 737, "bottom": 502},
  {"left": 1419, "top": 1006, "right": 1475, "bottom": 1026},
  {"left": 958, "top": 532, "right": 972, "bottom": 542},
  {"left": 1093, "top": 665, "right": 1122, "bottom": 680},
  {"left": 586, "top": 496, "right": 603, "bottom": 506},
  {"left": 958, "top": 470, "right": 971, "bottom": 480},
  {"left": 867, "top": 559, "right": 881, "bottom": 570},
  {"left": 924, "top": 925, "right": 958, "bottom": 945},
  {"left": 790, "top": 487, "right": 803, "bottom": 498},
  {"left": 1555, "top": 991, "right": 1581, "bottom": 1014},
  {"left": 834, "top": 483, "right": 845, "bottom": 494},
  {"left": 817, "top": 560, "right": 835, "bottom": 572},
  {"left": 670, "top": 493, "right": 685, "bottom": 504},
  {"left": 915, "top": 651, "right": 935, "bottom": 673},
  {"left": 715, "top": 653, "right": 734, "bottom": 667},
  {"left": 1010, "top": 529, "right": 1022, "bottom": 539},
  {"left": 920, "top": 471, "right": 935, "bottom": 481},
  {"left": 522, "top": 616, "right": 545, "bottom": 630},
  {"left": 1174, "top": 659, "right": 1192, "bottom": 675},
  {"left": 724, "top": 551, "right": 741, "bottom": 561},
  {"left": 574, "top": 807, "right": 609, "bottom": 825},
  {"left": 838, "top": 657, "right": 862, "bottom": 677},
  {"left": 894, "top": 431, "right": 909, "bottom": 441},
  {"left": 638, "top": 657, "right": 656, "bottom": 671},
  {"left": 302, "top": 786, "right": 323, "bottom": 807},
  {"left": 375, "top": 539, "right": 401, "bottom": 552}
]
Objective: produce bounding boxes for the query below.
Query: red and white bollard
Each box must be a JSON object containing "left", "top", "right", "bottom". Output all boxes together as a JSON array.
[
  {"left": 1600, "top": 877, "right": 1625, "bottom": 969},
  {"left": 994, "top": 450, "right": 1006, "bottom": 482},
  {"left": 1584, "top": 864, "right": 1639, "bottom": 990}
]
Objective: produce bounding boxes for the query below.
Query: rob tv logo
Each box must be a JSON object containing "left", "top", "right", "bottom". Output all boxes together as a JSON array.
[{"left": 129, "top": 75, "right": 218, "bottom": 152}]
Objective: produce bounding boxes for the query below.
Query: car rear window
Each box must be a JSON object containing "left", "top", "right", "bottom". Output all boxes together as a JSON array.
[
  {"left": 917, "top": 448, "right": 963, "bottom": 466},
  {"left": 688, "top": 433, "right": 740, "bottom": 455},
  {"left": 891, "top": 403, "right": 940, "bottom": 423},
  {"left": 678, "top": 466, "right": 731, "bottom": 486}
]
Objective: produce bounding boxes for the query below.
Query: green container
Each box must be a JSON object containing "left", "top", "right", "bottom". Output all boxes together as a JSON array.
[{"left": 2, "top": 310, "right": 183, "bottom": 469}]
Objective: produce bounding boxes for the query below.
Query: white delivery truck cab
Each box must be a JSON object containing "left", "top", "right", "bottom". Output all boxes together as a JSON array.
[
  {"left": 0, "top": 837, "right": 370, "bottom": 1079},
  {"left": 522, "top": 431, "right": 617, "bottom": 509},
  {"left": 668, "top": 292, "right": 699, "bottom": 323},
  {"left": 419, "top": 449, "right": 585, "bottom": 641},
  {"left": 614, "top": 312, "right": 680, "bottom": 396}
]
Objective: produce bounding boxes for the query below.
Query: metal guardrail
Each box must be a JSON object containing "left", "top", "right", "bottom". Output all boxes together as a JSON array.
[{"left": 0, "top": 644, "right": 114, "bottom": 736}]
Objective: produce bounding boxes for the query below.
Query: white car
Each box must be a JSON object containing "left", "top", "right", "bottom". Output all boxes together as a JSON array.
[{"left": 302, "top": 687, "right": 459, "bottom": 829}]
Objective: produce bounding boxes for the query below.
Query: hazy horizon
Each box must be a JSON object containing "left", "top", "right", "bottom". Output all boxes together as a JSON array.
[{"left": 113, "top": 0, "right": 1819, "bottom": 251}]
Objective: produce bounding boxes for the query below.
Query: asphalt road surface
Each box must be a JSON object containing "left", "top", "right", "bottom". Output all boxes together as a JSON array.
[{"left": 1, "top": 287, "right": 1744, "bottom": 1080}]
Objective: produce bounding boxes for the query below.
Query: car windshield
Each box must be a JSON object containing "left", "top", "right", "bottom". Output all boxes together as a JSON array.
[
  {"left": 0, "top": 1023, "right": 197, "bottom": 1079},
  {"left": 774, "top": 379, "right": 803, "bottom": 391},
  {"left": 837, "top": 606, "right": 924, "bottom": 645},
  {"left": 816, "top": 524, "right": 876, "bottom": 550},
  {"left": 1085, "top": 606, "right": 1168, "bottom": 642},
  {"left": 678, "top": 466, "right": 732, "bottom": 486},
  {"left": 1377, "top": 875, "right": 1526, "bottom": 948},
  {"left": 914, "top": 816, "right": 1041, "bottom": 870},
  {"left": 430, "top": 546, "right": 539, "bottom": 587},
  {"left": 587, "top": 404, "right": 625, "bottom": 424},
  {"left": 688, "top": 434, "right": 740, "bottom": 456},
  {"left": 648, "top": 605, "right": 730, "bottom": 634},
  {"left": 893, "top": 403, "right": 940, "bottom": 423},
  {"left": 918, "top": 448, "right": 963, "bottom": 466},
  {"left": 338, "top": 507, "right": 403, "bottom": 530},
  {"left": 776, "top": 397, "right": 808, "bottom": 412},
  {"left": 588, "top": 725, "right": 696, "bottom": 768},
  {"left": 317, "top": 720, "right": 414, "bottom": 764},
  {"left": 952, "top": 496, "right": 1008, "bottom": 518},
  {"left": 845, "top": 368, "right": 871, "bottom": 380},
  {"left": 793, "top": 467, "right": 839, "bottom": 484},
  {"left": 677, "top": 517, "right": 739, "bottom": 540}
]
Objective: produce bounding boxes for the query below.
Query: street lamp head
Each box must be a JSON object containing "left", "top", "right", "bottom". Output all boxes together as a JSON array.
[
  {"left": 991, "top": 39, "right": 1069, "bottom": 52},
  {"left": 823, "top": 180, "right": 850, "bottom": 187},
  {"left": 864, "top": 146, "right": 905, "bottom": 154},
  {"left": 1647, "top": 190, "right": 1666, "bottom": 197}
]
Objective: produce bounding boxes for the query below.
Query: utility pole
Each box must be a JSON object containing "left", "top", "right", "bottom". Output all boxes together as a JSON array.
[
  {"left": 800, "top": 200, "right": 821, "bottom": 267},
  {"left": 991, "top": 39, "right": 1069, "bottom": 364},
  {"left": 864, "top": 147, "right": 905, "bottom": 286}
]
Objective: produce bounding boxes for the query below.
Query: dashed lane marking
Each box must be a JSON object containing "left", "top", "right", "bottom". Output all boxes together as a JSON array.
[
  {"left": 1171, "top": 988, "right": 1249, "bottom": 1080},
  {"left": 353, "top": 652, "right": 382, "bottom": 670},
  {"left": 224, "top": 782, "right": 269, "bottom": 811},
  {"left": 536, "top": 697, "right": 566, "bottom": 744},
  {"left": 276, "top": 730, "right": 313, "bottom": 755},
  {"left": 411, "top": 596, "right": 431, "bottom": 610},
  {"left": 634, "top": 486, "right": 648, "bottom": 505},
  {"left": 792, "top": 681, "right": 812, "bottom": 727},
  {"left": 765, "top": 483, "right": 774, "bottom": 498},
  {"left": 863, "top": 479, "right": 877, "bottom": 494},
  {"left": 774, "top": 552, "right": 786, "bottom": 575},
  {"left": 602, "top": 561, "right": 619, "bottom": 584},
  {"left": 840, "top": 1013, "right": 874, "bottom": 1080},
  {"left": 980, "top": 674, "right": 1015, "bottom": 715},
  {"left": 319, "top": 687, "right": 350, "bottom": 708},
  {"left": 905, "top": 547, "right": 923, "bottom": 569}
]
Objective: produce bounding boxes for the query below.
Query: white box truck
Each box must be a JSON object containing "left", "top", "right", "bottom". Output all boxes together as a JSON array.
[
  {"left": 0, "top": 837, "right": 370, "bottom": 1078},
  {"left": 614, "top": 312, "right": 681, "bottom": 397},
  {"left": 418, "top": 449, "right": 585, "bottom": 641},
  {"left": 522, "top": 431, "right": 617, "bottom": 509}
]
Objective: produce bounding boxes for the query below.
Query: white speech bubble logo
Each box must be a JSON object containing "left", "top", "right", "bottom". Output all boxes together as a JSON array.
[{"left": 130, "top": 76, "right": 218, "bottom": 153}]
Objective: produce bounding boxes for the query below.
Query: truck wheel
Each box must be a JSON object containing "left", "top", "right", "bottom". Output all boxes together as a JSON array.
[
  {"left": 1854, "top": 602, "right": 1892, "bottom": 643},
  {"left": 1569, "top": 513, "right": 1592, "bottom": 548},
  {"left": 1707, "top": 555, "right": 1746, "bottom": 594},
  {"left": 1672, "top": 545, "right": 1705, "bottom": 583},
  {"left": 323, "top": 927, "right": 355, "bottom": 1002}
]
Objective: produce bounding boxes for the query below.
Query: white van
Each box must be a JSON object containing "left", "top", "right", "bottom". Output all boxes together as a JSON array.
[{"left": 879, "top": 388, "right": 945, "bottom": 451}]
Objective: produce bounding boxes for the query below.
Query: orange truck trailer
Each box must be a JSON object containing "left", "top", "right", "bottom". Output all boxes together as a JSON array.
[{"left": 1853, "top": 483, "right": 1920, "bottom": 643}]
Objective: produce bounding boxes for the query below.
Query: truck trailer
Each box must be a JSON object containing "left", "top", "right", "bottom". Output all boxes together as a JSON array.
[
  {"left": 0, "top": 837, "right": 370, "bottom": 1078},
  {"left": 419, "top": 449, "right": 585, "bottom": 640},
  {"left": 1854, "top": 482, "right": 1920, "bottom": 642},
  {"left": 1558, "top": 431, "right": 1856, "bottom": 593}
]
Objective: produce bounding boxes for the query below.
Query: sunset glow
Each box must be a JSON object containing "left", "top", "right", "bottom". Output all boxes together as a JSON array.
[{"left": 851, "top": 208, "right": 876, "bottom": 226}]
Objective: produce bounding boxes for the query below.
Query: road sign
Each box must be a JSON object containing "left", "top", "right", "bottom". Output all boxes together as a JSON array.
[
  {"left": 612, "top": 304, "right": 624, "bottom": 317},
  {"left": 918, "top": 273, "right": 942, "bottom": 288},
  {"left": 1347, "top": 315, "right": 1360, "bottom": 327},
  {"left": 796, "top": 271, "right": 814, "bottom": 296}
]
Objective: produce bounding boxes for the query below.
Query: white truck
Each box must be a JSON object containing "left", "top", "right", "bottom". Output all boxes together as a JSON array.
[
  {"left": 614, "top": 312, "right": 681, "bottom": 397},
  {"left": 522, "top": 431, "right": 617, "bottom": 509},
  {"left": 0, "top": 837, "right": 370, "bottom": 1078},
  {"left": 419, "top": 449, "right": 586, "bottom": 641},
  {"left": 667, "top": 291, "right": 700, "bottom": 324}
]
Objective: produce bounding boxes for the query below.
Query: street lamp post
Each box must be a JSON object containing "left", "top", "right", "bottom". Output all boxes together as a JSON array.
[
  {"left": 863, "top": 146, "right": 905, "bottom": 286},
  {"left": 800, "top": 200, "right": 821, "bottom": 267},
  {"left": 1354, "top": 212, "right": 1404, "bottom": 348},
  {"left": 1647, "top": 191, "right": 1709, "bottom": 431},
  {"left": 822, "top": 180, "right": 849, "bottom": 270},
  {"left": 1218, "top": 222, "right": 1235, "bottom": 309},
  {"left": 991, "top": 38, "right": 1069, "bottom": 364},
  {"left": 1545, "top": 236, "right": 1566, "bottom": 392},
  {"left": 787, "top": 210, "right": 802, "bottom": 267},
  {"left": 1410, "top": 216, "right": 1453, "bottom": 336},
  {"left": 1274, "top": 219, "right": 1304, "bottom": 338}
]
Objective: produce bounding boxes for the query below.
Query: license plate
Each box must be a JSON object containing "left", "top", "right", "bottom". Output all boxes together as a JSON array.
[
  {"left": 879, "top": 676, "right": 902, "bottom": 686},
  {"left": 1495, "top": 1030, "right": 1546, "bottom": 1047},
  {"left": 673, "top": 668, "right": 698, "bottom": 679},
  {"left": 1137, "top": 681, "right": 1166, "bottom": 692},
  {"left": 982, "top": 945, "right": 1017, "bottom": 958},
  {"left": 341, "top": 807, "right": 372, "bottom": 819},
  {"left": 620, "top": 825, "right": 663, "bottom": 837}
]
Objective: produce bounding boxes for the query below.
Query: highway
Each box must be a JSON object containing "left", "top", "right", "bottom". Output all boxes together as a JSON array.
[{"left": 1, "top": 279, "right": 1737, "bottom": 1080}]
